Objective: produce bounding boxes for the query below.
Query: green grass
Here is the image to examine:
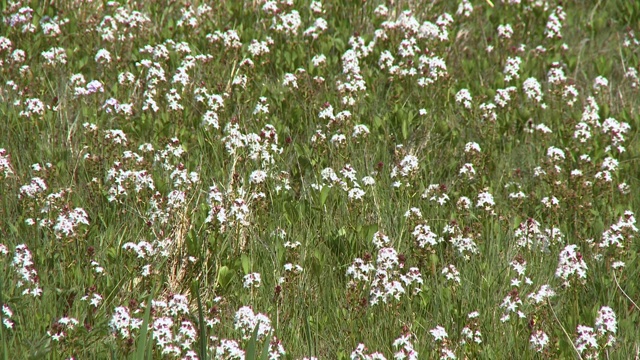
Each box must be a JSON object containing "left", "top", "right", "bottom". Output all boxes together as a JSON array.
[{"left": 1, "top": 0, "right": 639, "bottom": 359}]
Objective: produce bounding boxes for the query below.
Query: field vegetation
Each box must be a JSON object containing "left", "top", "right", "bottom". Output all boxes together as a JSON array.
[{"left": 1, "top": 0, "right": 640, "bottom": 358}]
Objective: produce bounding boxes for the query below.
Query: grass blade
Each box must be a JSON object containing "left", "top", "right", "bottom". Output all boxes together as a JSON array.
[
  {"left": 259, "top": 329, "right": 272, "bottom": 360},
  {"left": 196, "top": 282, "right": 208, "bottom": 360},
  {"left": 304, "top": 307, "right": 314, "bottom": 358},
  {"left": 245, "top": 320, "right": 261, "bottom": 360},
  {"left": 0, "top": 277, "right": 8, "bottom": 360},
  {"left": 133, "top": 290, "right": 154, "bottom": 360}
]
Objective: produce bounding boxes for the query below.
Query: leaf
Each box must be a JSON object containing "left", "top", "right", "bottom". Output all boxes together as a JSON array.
[
  {"left": 297, "top": 156, "right": 312, "bottom": 173},
  {"left": 401, "top": 116, "right": 409, "bottom": 141},
  {"left": 294, "top": 142, "right": 309, "bottom": 157},
  {"left": 259, "top": 329, "right": 272, "bottom": 360},
  {"left": 195, "top": 282, "right": 208, "bottom": 360},
  {"left": 134, "top": 290, "right": 154, "bottom": 360},
  {"left": 338, "top": 227, "right": 347, "bottom": 237},
  {"left": 429, "top": 253, "right": 439, "bottom": 276},
  {"left": 320, "top": 186, "right": 330, "bottom": 207},
  {"left": 373, "top": 115, "right": 383, "bottom": 130},
  {"left": 313, "top": 248, "right": 325, "bottom": 268},
  {"left": 364, "top": 224, "right": 378, "bottom": 242},
  {"left": 284, "top": 202, "right": 297, "bottom": 223},
  {"left": 304, "top": 309, "right": 315, "bottom": 357},
  {"left": 246, "top": 320, "right": 266, "bottom": 360},
  {"left": 593, "top": 217, "right": 604, "bottom": 236},
  {"left": 217, "top": 266, "right": 233, "bottom": 289},
  {"left": 241, "top": 254, "right": 251, "bottom": 275},
  {"left": 512, "top": 215, "right": 522, "bottom": 230},
  {"left": 0, "top": 280, "right": 9, "bottom": 360}
]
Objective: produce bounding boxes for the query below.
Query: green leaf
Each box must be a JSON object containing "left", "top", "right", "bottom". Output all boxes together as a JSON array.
[
  {"left": 304, "top": 308, "right": 315, "bottom": 357},
  {"left": 338, "top": 227, "right": 347, "bottom": 237},
  {"left": 365, "top": 224, "right": 378, "bottom": 242},
  {"left": 373, "top": 115, "right": 383, "bottom": 130},
  {"left": 195, "top": 282, "right": 208, "bottom": 360},
  {"left": 241, "top": 253, "right": 251, "bottom": 275},
  {"left": 246, "top": 320, "right": 263, "bottom": 360},
  {"left": 313, "top": 248, "right": 325, "bottom": 265},
  {"left": 133, "top": 290, "right": 154, "bottom": 360},
  {"left": 0, "top": 279, "right": 8, "bottom": 360},
  {"left": 217, "top": 266, "right": 233, "bottom": 289},
  {"left": 259, "top": 329, "right": 272, "bottom": 360},
  {"left": 320, "top": 186, "right": 330, "bottom": 207},
  {"left": 401, "top": 117, "right": 408, "bottom": 141}
]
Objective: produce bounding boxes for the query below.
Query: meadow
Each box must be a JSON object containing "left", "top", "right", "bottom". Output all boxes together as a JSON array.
[{"left": 1, "top": 0, "right": 640, "bottom": 358}]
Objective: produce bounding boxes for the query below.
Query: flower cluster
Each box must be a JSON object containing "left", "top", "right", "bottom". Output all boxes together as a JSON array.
[{"left": 347, "top": 233, "right": 423, "bottom": 307}]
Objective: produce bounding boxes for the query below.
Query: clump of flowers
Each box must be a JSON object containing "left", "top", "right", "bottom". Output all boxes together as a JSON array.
[
  {"left": 12, "top": 244, "right": 42, "bottom": 297},
  {"left": 0, "top": 149, "right": 15, "bottom": 179},
  {"left": 555, "top": 244, "right": 588, "bottom": 287},
  {"left": 430, "top": 325, "right": 456, "bottom": 359},
  {"left": 347, "top": 233, "right": 423, "bottom": 307},
  {"left": 575, "top": 306, "right": 618, "bottom": 358},
  {"left": 234, "top": 306, "right": 272, "bottom": 341},
  {"left": 514, "top": 218, "right": 564, "bottom": 252},
  {"left": 597, "top": 210, "right": 638, "bottom": 264},
  {"left": 392, "top": 327, "right": 418, "bottom": 359},
  {"left": 48, "top": 317, "right": 79, "bottom": 342},
  {"left": 350, "top": 343, "right": 387, "bottom": 359},
  {"left": 391, "top": 154, "right": 420, "bottom": 188}
]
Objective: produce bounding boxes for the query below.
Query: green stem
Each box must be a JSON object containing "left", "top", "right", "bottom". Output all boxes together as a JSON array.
[{"left": 0, "top": 273, "right": 8, "bottom": 360}]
